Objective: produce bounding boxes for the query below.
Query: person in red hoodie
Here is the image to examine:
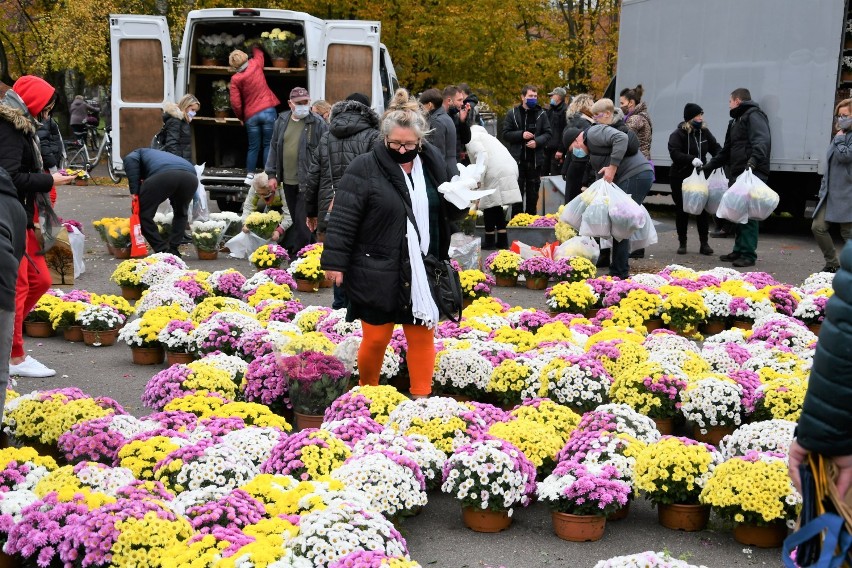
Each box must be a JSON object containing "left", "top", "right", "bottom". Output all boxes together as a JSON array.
[
  {"left": 228, "top": 46, "right": 281, "bottom": 173},
  {"left": 0, "top": 76, "right": 74, "bottom": 378}
]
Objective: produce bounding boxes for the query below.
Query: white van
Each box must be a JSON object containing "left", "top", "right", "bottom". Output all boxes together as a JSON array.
[{"left": 109, "top": 8, "right": 398, "bottom": 210}]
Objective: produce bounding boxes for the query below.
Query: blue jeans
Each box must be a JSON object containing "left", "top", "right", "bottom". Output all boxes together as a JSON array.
[
  {"left": 245, "top": 107, "right": 277, "bottom": 172},
  {"left": 610, "top": 170, "right": 654, "bottom": 279}
]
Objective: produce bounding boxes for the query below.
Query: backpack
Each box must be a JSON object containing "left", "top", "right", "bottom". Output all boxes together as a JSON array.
[{"left": 150, "top": 124, "right": 167, "bottom": 150}]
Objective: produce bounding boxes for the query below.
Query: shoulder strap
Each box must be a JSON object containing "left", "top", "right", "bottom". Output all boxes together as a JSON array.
[{"left": 326, "top": 138, "right": 335, "bottom": 188}]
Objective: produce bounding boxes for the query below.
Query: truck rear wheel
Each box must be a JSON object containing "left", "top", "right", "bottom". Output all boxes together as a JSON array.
[{"left": 216, "top": 199, "right": 242, "bottom": 213}]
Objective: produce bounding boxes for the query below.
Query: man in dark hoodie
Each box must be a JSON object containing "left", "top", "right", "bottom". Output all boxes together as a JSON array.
[
  {"left": 703, "top": 88, "right": 771, "bottom": 268},
  {"left": 419, "top": 89, "right": 458, "bottom": 178},
  {"left": 503, "top": 85, "right": 552, "bottom": 216},
  {"left": 305, "top": 93, "right": 380, "bottom": 309},
  {"left": 544, "top": 87, "right": 567, "bottom": 176}
]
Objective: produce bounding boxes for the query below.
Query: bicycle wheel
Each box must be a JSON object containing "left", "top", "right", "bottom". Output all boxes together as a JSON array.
[
  {"left": 107, "top": 144, "right": 121, "bottom": 183},
  {"left": 65, "top": 143, "right": 88, "bottom": 171}
]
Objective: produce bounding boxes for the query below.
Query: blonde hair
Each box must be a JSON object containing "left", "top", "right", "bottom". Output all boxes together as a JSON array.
[
  {"left": 312, "top": 100, "right": 332, "bottom": 116},
  {"left": 567, "top": 93, "right": 594, "bottom": 118},
  {"left": 836, "top": 98, "right": 852, "bottom": 115},
  {"left": 178, "top": 94, "right": 200, "bottom": 114},
  {"left": 229, "top": 49, "right": 248, "bottom": 70},
  {"left": 380, "top": 88, "right": 430, "bottom": 139},
  {"left": 591, "top": 98, "right": 614, "bottom": 117}
]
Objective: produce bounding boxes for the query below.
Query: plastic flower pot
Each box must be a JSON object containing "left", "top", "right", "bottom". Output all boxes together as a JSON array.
[
  {"left": 733, "top": 521, "right": 788, "bottom": 548},
  {"left": 644, "top": 318, "right": 664, "bottom": 331},
  {"left": 494, "top": 275, "right": 518, "bottom": 288},
  {"left": 295, "top": 279, "right": 319, "bottom": 292},
  {"left": 703, "top": 319, "right": 727, "bottom": 335},
  {"left": 653, "top": 417, "right": 674, "bottom": 435},
  {"left": 607, "top": 500, "right": 631, "bottom": 522},
  {"left": 524, "top": 277, "right": 549, "bottom": 290},
  {"left": 120, "top": 286, "right": 143, "bottom": 301},
  {"left": 293, "top": 411, "right": 324, "bottom": 431},
  {"left": 807, "top": 323, "right": 821, "bottom": 335},
  {"left": 692, "top": 425, "right": 735, "bottom": 447},
  {"left": 214, "top": 110, "right": 230, "bottom": 119},
  {"left": 131, "top": 346, "right": 165, "bottom": 365},
  {"left": 320, "top": 277, "right": 333, "bottom": 289},
  {"left": 166, "top": 351, "right": 195, "bottom": 366},
  {"left": 732, "top": 320, "right": 752, "bottom": 330},
  {"left": 196, "top": 248, "right": 219, "bottom": 260},
  {"left": 24, "top": 321, "right": 54, "bottom": 338},
  {"left": 551, "top": 512, "right": 606, "bottom": 542},
  {"left": 0, "top": 548, "right": 21, "bottom": 568},
  {"left": 462, "top": 507, "right": 511, "bottom": 533},
  {"left": 271, "top": 57, "right": 288, "bottom": 68},
  {"left": 657, "top": 503, "right": 710, "bottom": 532},
  {"left": 113, "top": 247, "right": 131, "bottom": 259},
  {"left": 82, "top": 329, "right": 118, "bottom": 347},
  {"left": 63, "top": 325, "right": 84, "bottom": 342}
]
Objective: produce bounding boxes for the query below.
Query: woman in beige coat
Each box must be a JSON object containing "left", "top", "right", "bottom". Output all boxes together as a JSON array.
[{"left": 466, "top": 125, "right": 522, "bottom": 249}]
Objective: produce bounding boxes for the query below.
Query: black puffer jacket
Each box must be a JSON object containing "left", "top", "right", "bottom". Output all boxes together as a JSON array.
[
  {"left": 0, "top": 95, "right": 53, "bottom": 229},
  {"left": 704, "top": 100, "right": 771, "bottom": 181},
  {"left": 546, "top": 101, "right": 567, "bottom": 152},
  {"left": 503, "top": 104, "right": 552, "bottom": 166},
  {"left": 667, "top": 122, "right": 722, "bottom": 182},
  {"left": 305, "top": 100, "right": 380, "bottom": 233},
  {"left": 161, "top": 103, "right": 192, "bottom": 161},
  {"left": 321, "top": 141, "right": 465, "bottom": 314},
  {"left": 36, "top": 117, "right": 63, "bottom": 170},
  {"left": 0, "top": 168, "right": 27, "bottom": 311},
  {"left": 797, "top": 241, "right": 852, "bottom": 456}
]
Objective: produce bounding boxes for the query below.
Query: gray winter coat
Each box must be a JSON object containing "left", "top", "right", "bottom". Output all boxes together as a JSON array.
[
  {"left": 585, "top": 124, "right": 653, "bottom": 186},
  {"left": 426, "top": 106, "right": 458, "bottom": 178},
  {"left": 305, "top": 100, "right": 380, "bottom": 233},
  {"left": 265, "top": 110, "right": 328, "bottom": 192},
  {"left": 814, "top": 130, "right": 852, "bottom": 224}
]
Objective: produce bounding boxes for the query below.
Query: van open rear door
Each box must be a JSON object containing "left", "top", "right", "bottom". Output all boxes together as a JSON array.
[
  {"left": 109, "top": 15, "right": 174, "bottom": 172},
  {"left": 319, "top": 22, "right": 381, "bottom": 107}
]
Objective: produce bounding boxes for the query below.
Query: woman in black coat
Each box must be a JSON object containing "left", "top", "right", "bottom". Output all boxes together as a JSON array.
[
  {"left": 322, "top": 88, "right": 465, "bottom": 398},
  {"left": 36, "top": 115, "right": 64, "bottom": 172},
  {"left": 667, "top": 103, "right": 721, "bottom": 255},
  {"left": 161, "top": 94, "right": 199, "bottom": 161}
]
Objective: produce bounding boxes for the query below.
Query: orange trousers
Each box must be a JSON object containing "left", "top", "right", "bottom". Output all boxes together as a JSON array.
[{"left": 358, "top": 322, "right": 435, "bottom": 396}]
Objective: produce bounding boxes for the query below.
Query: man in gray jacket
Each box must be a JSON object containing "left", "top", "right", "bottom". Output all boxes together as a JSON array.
[
  {"left": 419, "top": 88, "right": 458, "bottom": 178},
  {"left": 265, "top": 87, "right": 329, "bottom": 255},
  {"left": 564, "top": 123, "right": 654, "bottom": 279}
]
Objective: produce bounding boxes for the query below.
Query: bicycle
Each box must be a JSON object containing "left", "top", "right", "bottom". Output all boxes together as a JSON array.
[{"left": 64, "top": 126, "right": 122, "bottom": 183}]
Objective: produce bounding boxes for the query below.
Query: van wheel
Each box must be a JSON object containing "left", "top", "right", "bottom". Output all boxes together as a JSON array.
[{"left": 216, "top": 199, "right": 242, "bottom": 213}]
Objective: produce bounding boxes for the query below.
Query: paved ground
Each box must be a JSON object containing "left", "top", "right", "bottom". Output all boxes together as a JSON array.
[{"left": 17, "top": 177, "right": 830, "bottom": 567}]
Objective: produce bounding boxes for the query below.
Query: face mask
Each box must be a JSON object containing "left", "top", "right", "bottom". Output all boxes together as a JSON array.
[
  {"left": 187, "top": 110, "right": 197, "bottom": 119},
  {"left": 838, "top": 117, "right": 852, "bottom": 131},
  {"left": 572, "top": 147, "right": 587, "bottom": 158},
  {"left": 386, "top": 144, "right": 419, "bottom": 164},
  {"left": 293, "top": 105, "right": 310, "bottom": 119},
  {"left": 691, "top": 120, "right": 702, "bottom": 130},
  {"left": 550, "top": 98, "right": 557, "bottom": 106},
  {"left": 620, "top": 105, "right": 630, "bottom": 115},
  {"left": 525, "top": 98, "right": 537, "bottom": 108}
]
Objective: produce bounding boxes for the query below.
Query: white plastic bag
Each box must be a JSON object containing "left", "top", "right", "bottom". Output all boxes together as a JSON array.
[
  {"left": 607, "top": 184, "right": 646, "bottom": 240},
  {"left": 561, "top": 193, "right": 589, "bottom": 228},
  {"left": 555, "top": 236, "right": 600, "bottom": 264},
  {"left": 448, "top": 232, "right": 481, "bottom": 270},
  {"left": 191, "top": 163, "right": 209, "bottom": 222},
  {"left": 67, "top": 225, "right": 86, "bottom": 278},
  {"left": 681, "top": 168, "right": 709, "bottom": 215},
  {"left": 577, "top": 180, "right": 612, "bottom": 237},
  {"left": 630, "top": 208, "right": 658, "bottom": 251},
  {"left": 225, "top": 231, "right": 269, "bottom": 259},
  {"left": 705, "top": 168, "right": 728, "bottom": 215},
  {"left": 746, "top": 170, "right": 779, "bottom": 221},
  {"left": 716, "top": 170, "right": 751, "bottom": 224}
]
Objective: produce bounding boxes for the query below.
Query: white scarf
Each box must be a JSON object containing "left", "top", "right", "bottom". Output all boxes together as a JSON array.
[{"left": 402, "top": 156, "right": 439, "bottom": 328}]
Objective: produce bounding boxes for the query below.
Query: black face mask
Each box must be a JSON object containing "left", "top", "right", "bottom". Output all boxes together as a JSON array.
[
  {"left": 386, "top": 144, "right": 419, "bottom": 164},
  {"left": 691, "top": 120, "right": 703, "bottom": 130}
]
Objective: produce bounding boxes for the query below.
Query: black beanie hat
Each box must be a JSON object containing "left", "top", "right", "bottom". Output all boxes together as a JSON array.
[
  {"left": 683, "top": 103, "right": 703, "bottom": 122},
  {"left": 346, "top": 92, "right": 371, "bottom": 106}
]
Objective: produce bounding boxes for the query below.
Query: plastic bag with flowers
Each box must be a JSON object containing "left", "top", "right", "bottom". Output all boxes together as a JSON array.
[
  {"left": 244, "top": 210, "right": 283, "bottom": 240},
  {"left": 442, "top": 438, "right": 536, "bottom": 515},
  {"left": 634, "top": 436, "right": 721, "bottom": 505},
  {"left": 537, "top": 459, "right": 631, "bottom": 517},
  {"left": 331, "top": 450, "right": 427, "bottom": 518},
  {"left": 699, "top": 451, "right": 800, "bottom": 527},
  {"left": 249, "top": 242, "right": 290, "bottom": 269},
  {"left": 209, "top": 211, "right": 242, "bottom": 237},
  {"left": 555, "top": 236, "right": 600, "bottom": 264},
  {"left": 190, "top": 219, "right": 227, "bottom": 252},
  {"left": 679, "top": 376, "right": 743, "bottom": 434}
]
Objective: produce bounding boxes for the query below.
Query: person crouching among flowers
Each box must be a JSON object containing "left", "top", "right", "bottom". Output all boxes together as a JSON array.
[{"left": 321, "top": 88, "right": 466, "bottom": 398}]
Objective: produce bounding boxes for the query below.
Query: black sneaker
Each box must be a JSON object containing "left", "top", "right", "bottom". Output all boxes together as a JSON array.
[
  {"left": 720, "top": 252, "right": 741, "bottom": 262},
  {"left": 820, "top": 265, "right": 839, "bottom": 273},
  {"left": 168, "top": 249, "right": 183, "bottom": 259},
  {"left": 699, "top": 243, "right": 714, "bottom": 256},
  {"left": 676, "top": 243, "right": 687, "bottom": 255},
  {"left": 732, "top": 257, "right": 755, "bottom": 268},
  {"left": 629, "top": 248, "right": 645, "bottom": 259}
]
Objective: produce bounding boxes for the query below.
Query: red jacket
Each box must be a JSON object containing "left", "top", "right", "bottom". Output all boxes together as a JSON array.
[{"left": 229, "top": 47, "right": 281, "bottom": 122}]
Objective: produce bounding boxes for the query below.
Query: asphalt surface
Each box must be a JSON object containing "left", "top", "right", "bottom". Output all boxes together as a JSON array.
[{"left": 17, "top": 178, "right": 825, "bottom": 567}]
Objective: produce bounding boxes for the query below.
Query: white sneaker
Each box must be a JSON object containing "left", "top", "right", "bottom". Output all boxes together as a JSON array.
[{"left": 9, "top": 356, "right": 56, "bottom": 378}]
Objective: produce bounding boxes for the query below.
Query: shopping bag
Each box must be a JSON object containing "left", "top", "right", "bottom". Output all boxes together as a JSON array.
[
  {"left": 682, "top": 168, "right": 709, "bottom": 215},
  {"left": 448, "top": 232, "right": 481, "bottom": 270},
  {"left": 746, "top": 169, "right": 780, "bottom": 221},
  {"left": 561, "top": 193, "right": 588, "bottom": 228},
  {"left": 225, "top": 231, "right": 269, "bottom": 259},
  {"left": 555, "top": 236, "right": 600, "bottom": 264},
  {"left": 705, "top": 168, "right": 728, "bottom": 215},
  {"left": 191, "top": 163, "right": 209, "bottom": 222},
  {"left": 67, "top": 225, "right": 86, "bottom": 279},
  {"left": 607, "top": 183, "right": 646, "bottom": 240},
  {"left": 630, "top": 208, "right": 658, "bottom": 251},
  {"left": 716, "top": 170, "right": 751, "bottom": 224},
  {"left": 129, "top": 195, "right": 148, "bottom": 257},
  {"left": 42, "top": 228, "right": 73, "bottom": 285},
  {"left": 510, "top": 241, "right": 558, "bottom": 260}
]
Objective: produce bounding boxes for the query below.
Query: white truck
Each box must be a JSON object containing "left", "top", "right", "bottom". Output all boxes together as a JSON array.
[
  {"left": 109, "top": 8, "right": 398, "bottom": 211},
  {"left": 613, "top": 0, "right": 851, "bottom": 217}
]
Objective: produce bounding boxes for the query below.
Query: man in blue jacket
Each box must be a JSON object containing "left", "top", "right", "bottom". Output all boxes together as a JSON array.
[{"left": 123, "top": 148, "right": 197, "bottom": 256}]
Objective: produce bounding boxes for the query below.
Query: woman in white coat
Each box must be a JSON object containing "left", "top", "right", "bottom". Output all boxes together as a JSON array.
[{"left": 466, "top": 125, "right": 522, "bottom": 249}]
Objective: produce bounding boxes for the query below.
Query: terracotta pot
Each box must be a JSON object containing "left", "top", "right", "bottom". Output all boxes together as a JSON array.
[
  {"left": 462, "top": 297, "right": 474, "bottom": 309},
  {"left": 120, "top": 285, "right": 143, "bottom": 301},
  {"left": 200, "top": 57, "right": 219, "bottom": 66},
  {"left": 644, "top": 318, "right": 664, "bottom": 332},
  {"left": 293, "top": 411, "right": 324, "bottom": 431},
  {"left": 131, "top": 346, "right": 165, "bottom": 365},
  {"left": 295, "top": 279, "right": 320, "bottom": 293},
  {"left": 446, "top": 394, "right": 472, "bottom": 402},
  {"left": 808, "top": 322, "right": 821, "bottom": 335},
  {"left": 692, "top": 425, "right": 735, "bottom": 448},
  {"left": 703, "top": 319, "right": 727, "bottom": 335},
  {"left": 657, "top": 503, "right": 710, "bottom": 532},
  {"left": 113, "top": 247, "right": 131, "bottom": 259},
  {"left": 494, "top": 275, "right": 517, "bottom": 288},
  {"left": 653, "top": 417, "right": 674, "bottom": 435},
  {"left": 462, "top": 507, "right": 511, "bottom": 533},
  {"left": 167, "top": 351, "right": 195, "bottom": 366},
  {"left": 214, "top": 110, "right": 229, "bottom": 119},
  {"left": 607, "top": 500, "right": 630, "bottom": 521},
  {"left": 24, "top": 320, "right": 54, "bottom": 338},
  {"left": 524, "top": 277, "right": 549, "bottom": 290},
  {"left": 0, "top": 549, "right": 21, "bottom": 568},
  {"left": 732, "top": 319, "right": 752, "bottom": 330},
  {"left": 196, "top": 248, "right": 218, "bottom": 260},
  {"left": 82, "top": 328, "right": 118, "bottom": 347},
  {"left": 63, "top": 325, "right": 84, "bottom": 342},
  {"left": 106, "top": 243, "right": 117, "bottom": 255},
  {"left": 271, "top": 58, "right": 288, "bottom": 68},
  {"left": 551, "top": 511, "right": 606, "bottom": 542},
  {"left": 75, "top": 179, "right": 88, "bottom": 186},
  {"left": 733, "top": 521, "right": 788, "bottom": 548},
  {"left": 585, "top": 308, "right": 600, "bottom": 319},
  {"left": 319, "top": 277, "right": 333, "bottom": 289}
]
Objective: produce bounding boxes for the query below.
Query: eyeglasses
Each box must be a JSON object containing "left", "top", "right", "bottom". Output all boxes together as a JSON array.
[
  {"left": 837, "top": 115, "right": 851, "bottom": 120},
  {"left": 387, "top": 141, "right": 419, "bottom": 151}
]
